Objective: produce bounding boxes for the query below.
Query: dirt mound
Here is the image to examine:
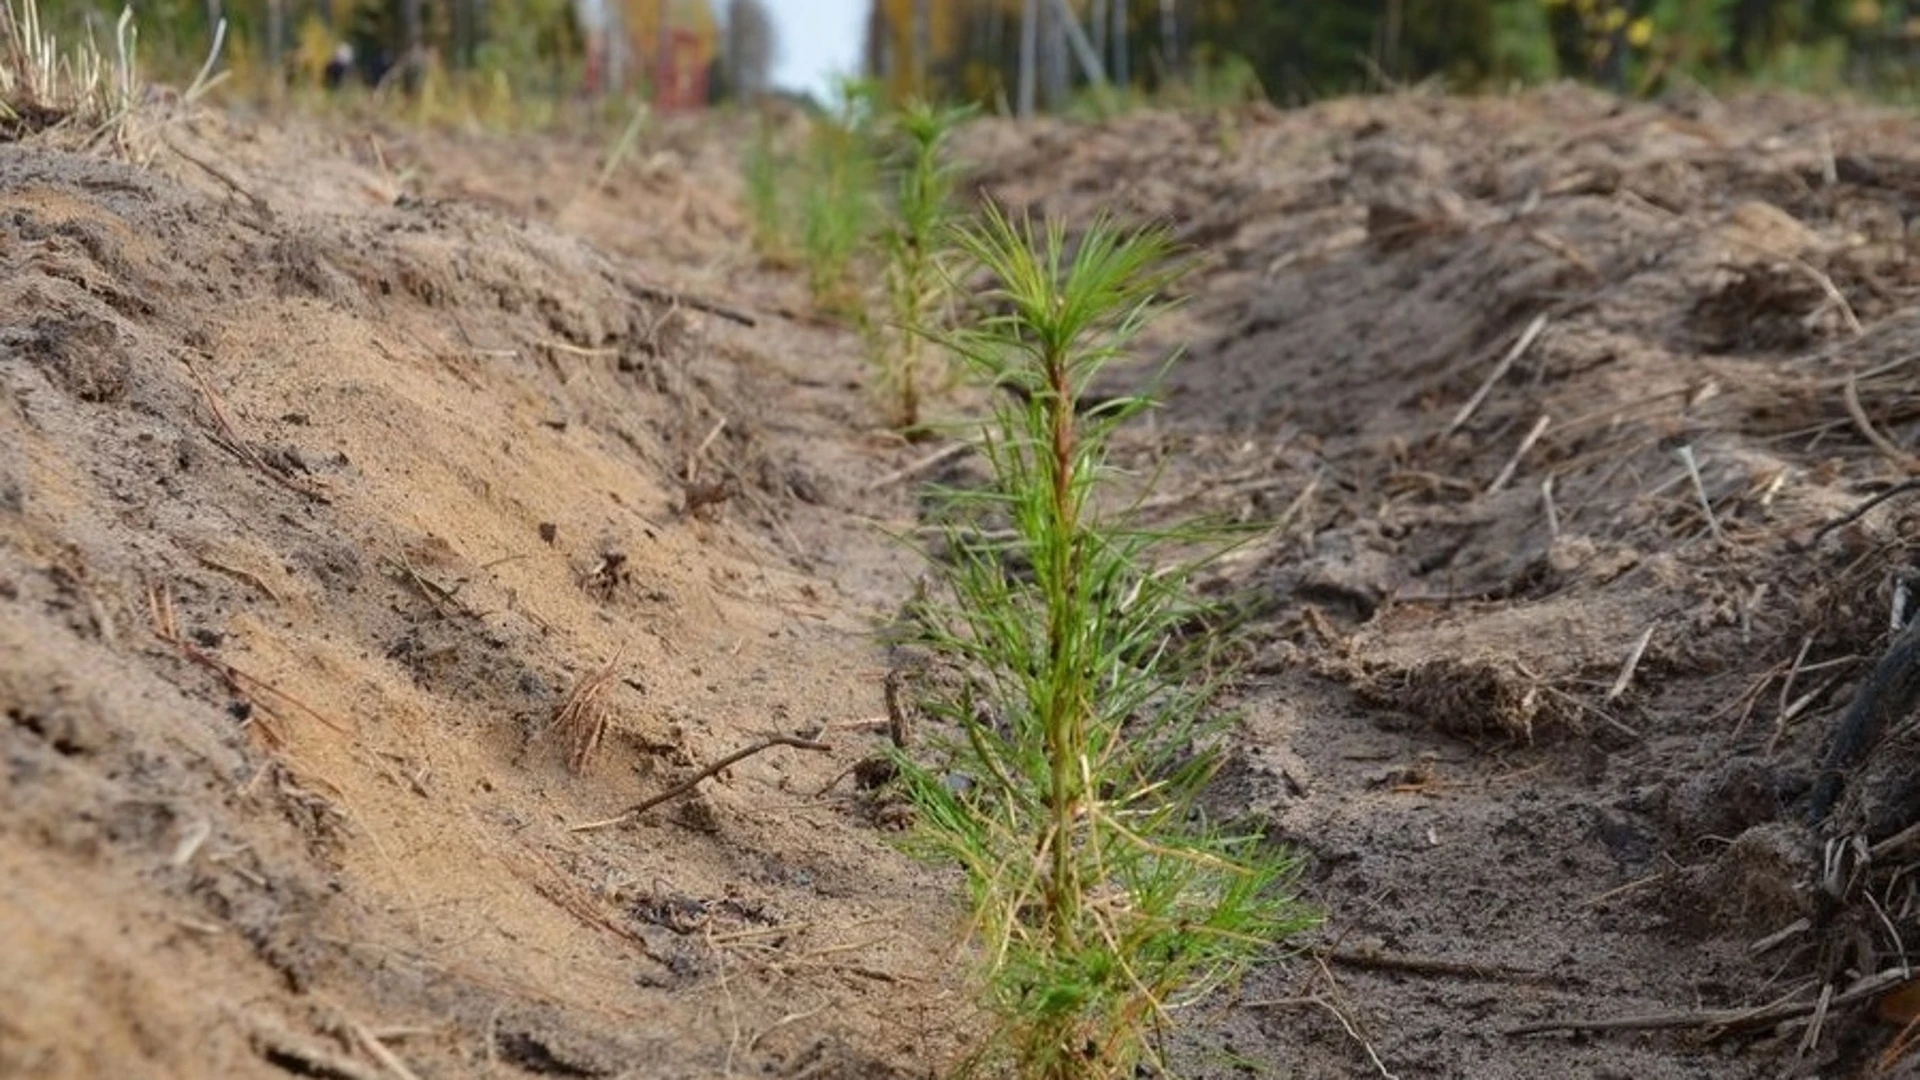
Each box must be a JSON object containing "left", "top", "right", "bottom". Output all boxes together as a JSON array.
[
  {"left": 963, "top": 87, "right": 1920, "bottom": 1075},
  {"left": 1, "top": 110, "right": 958, "bottom": 1079},
  {"left": 18, "top": 84, "right": 1920, "bottom": 1080}
]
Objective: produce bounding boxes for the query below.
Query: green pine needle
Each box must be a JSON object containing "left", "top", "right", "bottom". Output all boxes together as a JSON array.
[{"left": 891, "top": 206, "right": 1318, "bottom": 1080}]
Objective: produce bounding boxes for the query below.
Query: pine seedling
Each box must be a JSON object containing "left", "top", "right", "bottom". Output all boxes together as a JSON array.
[
  {"left": 893, "top": 206, "right": 1317, "bottom": 1080},
  {"left": 798, "top": 78, "right": 880, "bottom": 314},
  {"left": 741, "top": 113, "right": 791, "bottom": 264},
  {"left": 872, "top": 98, "right": 973, "bottom": 433}
]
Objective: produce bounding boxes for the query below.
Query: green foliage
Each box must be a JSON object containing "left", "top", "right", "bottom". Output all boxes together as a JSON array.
[
  {"left": 1152, "top": 51, "right": 1266, "bottom": 109},
  {"left": 1491, "top": 0, "right": 1560, "bottom": 83},
  {"left": 872, "top": 98, "right": 973, "bottom": 433},
  {"left": 743, "top": 89, "right": 973, "bottom": 427},
  {"left": 798, "top": 78, "right": 882, "bottom": 314},
  {"left": 464, "top": 0, "right": 583, "bottom": 101},
  {"left": 735, "top": 79, "right": 895, "bottom": 315},
  {"left": 894, "top": 206, "right": 1316, "bottom": 1079},
  {"left": 742, "top": 115, "right": 790, "bottom": 264},
  {"left": 865, "top": 0, "right": 1920, "bottom": 110}
]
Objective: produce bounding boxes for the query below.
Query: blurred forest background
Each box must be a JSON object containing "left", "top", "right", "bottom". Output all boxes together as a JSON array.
[{"left": 35, "top": 0, "right": 1920, "bottom": 115}]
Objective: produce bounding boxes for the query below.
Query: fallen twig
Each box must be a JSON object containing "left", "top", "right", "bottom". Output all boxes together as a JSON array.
[
  {"left": 1324, "top": 945, "right": 1556, "bottom": 985},
  {"left": 570, "top": 735, "right": 832, "bottom": 831},
  {"left": 1486, "top": 413, "right": 1552, "bottom": 496},
  {"left": 687, "top": 417, "right": 728, "bottom": 484},
  {"left": 1674, "top": 443, "right": 1725, "bottom": 544},
  {"left": 347, "top": 1019, "right": 423, "bottom": 1080},
  {"left": 1446, "top": 313, "right": 1549, "bottom": 438},
  {"left": 383, "top": 555, "right": 478, "bottom": 621},
  {"left": 180, "top": 353, "right": 328, "bottom": 503},
  {"left": 1843, "top": 376, "right": 1919, "bottom": 474},
  {"left": 626, "top": 279, "right": 757, "bottom": 328},
  {"left": 1605, "top": 625, "right": 1656, "bottom": 703},
  {"left": 1765, "top": 636, "right": 1815, "bottom": 751},
  {"left": 1803, "top": 479, "right": 1920, "bottom": 552},
  {"left": 163, "top": 134, "right": 273, "bottom": 221},
  {"left": 502, "top": 842, "right": 669, "bottom": 967},
  {"left": 1723, "top": 233, "right": 1862, "bottom": 337},
  {"left": 247, "top": 1022, "right": 385, "bottom": 1080},
  {"left": 194, "top": 551, "right": 282, "bottom": 604},
  {"left": 1749, "top": 917, "right": 1810, "bottom": 956},
  {"left": 1800, "top": 981, "right": 1834, "bottom": 1058},
  {"left": 149, "top": 583, "right": 353, "bottom": 740},
  {"left": 863, "top": 441, "right": 974, "bottom": 493},
  {"left": 1313, "top": 954, "right": 1400, "bottom": 1080},
  {"left": 1504, "top": 968, "right": 1906, "bottom": 1037}
]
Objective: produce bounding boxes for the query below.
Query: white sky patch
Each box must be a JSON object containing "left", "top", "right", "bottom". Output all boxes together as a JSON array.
[{"left": 763, "top": 0, "right": 865, "bottom": 101}]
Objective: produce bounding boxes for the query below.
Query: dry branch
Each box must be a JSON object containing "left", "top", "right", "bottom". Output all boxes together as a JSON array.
[
  {"left": 1801, "top": 479, "right": 1920, "bottom": 551},
  {"left": 1446, "top": 313, "right": 1549, "bottom": 438},
  {"left": 1843, "top": 375, "right": 1920, "bottom": 473},
  {"left": 864, "top": 440, "right": 974, "bottom": 493},
  {"left": 1674, "top": 443, "right": 1725, "bottom": 544},
  {"left": 1605, "top": 626, "right": 1655, "bottom": 703},
  {"left": 1486, "top": 414, "right": 1552, "bottom": 495},
  {"left": 180, "top": 353, "right": 328, "bottom": 503},
  {"left": 163, "top": 135, "right": 273, "bottom": 221},
  {"left": 625, "top": 278, "right": 758, "bottom": 327},
  {"left": 570, "top": 735, "right": 831, "bottom": 831},
  {"left": 1504, "top": 968, "right": 1905, "bottom": 1038},
  {"left": 1323, "top": 945, "right": 1556, "bottom": 985}
]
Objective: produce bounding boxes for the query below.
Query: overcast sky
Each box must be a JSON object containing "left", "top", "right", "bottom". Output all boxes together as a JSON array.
[{"left": 764, "top": 0, "right": 865, "bottom": 101}]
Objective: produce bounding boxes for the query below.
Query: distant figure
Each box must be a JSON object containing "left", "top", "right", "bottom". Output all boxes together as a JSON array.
[{"left": 323, "top": 43, "right": 355, "bottom": 90}]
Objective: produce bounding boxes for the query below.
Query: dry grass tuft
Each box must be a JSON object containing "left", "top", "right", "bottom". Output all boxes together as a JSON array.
[
  {"left": 550, "top": 650, "right": 623, "bottom": 774},
  {"left": 1, "top": 0, "right": 139, "bottom": 149}
]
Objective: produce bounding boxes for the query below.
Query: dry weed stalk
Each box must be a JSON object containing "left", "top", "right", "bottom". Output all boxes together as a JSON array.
[{"left": 1, "top": 0, "right": 137, "bottom": 148}]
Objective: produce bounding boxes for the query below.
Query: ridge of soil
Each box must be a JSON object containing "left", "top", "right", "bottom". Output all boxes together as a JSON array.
[
  {"left": 963, "top": 85, "right": 1920, "bottom": 1078},
  {"left": 3, "top": 108, "right": 960, "bottom": 1079},
  {"left": 10, "top": 85, "right": 1920, "bottom": 1079}
]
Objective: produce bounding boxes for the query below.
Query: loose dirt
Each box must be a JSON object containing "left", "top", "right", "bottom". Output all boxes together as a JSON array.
[{"left": 8, "top": 84, "right": 1920, "bottom": 1079}]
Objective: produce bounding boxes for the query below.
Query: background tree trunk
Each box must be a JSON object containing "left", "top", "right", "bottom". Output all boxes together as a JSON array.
[
  {"left": 1040, "top": 0, "right": 1067, "bottom": 109},
  {"left": 1047, "top": 0, "right": 1107, "bottom": 88},
  {"left": 1158, "top": 0, "right": 1176, "bottom": 80},
  {"left": 1091, "top": 0, "right": 1107, "bottom": 75},
  {"left": 1018, "top": 0, "right": 1036, "bottom": 116},
  {"left": 911, "top": 0, "right": 931, "bottom": 95},
  {"left": 266, "top": 0, "right": 283, "bottom": 80}
]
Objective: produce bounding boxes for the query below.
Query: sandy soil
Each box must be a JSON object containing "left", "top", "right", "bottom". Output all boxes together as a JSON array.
[{"left": 8, "top": 84, "right": 1920, "bottom": 1079}]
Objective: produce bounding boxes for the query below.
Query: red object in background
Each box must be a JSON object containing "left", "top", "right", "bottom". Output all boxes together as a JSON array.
[
  {"left": 653, "top": 27, "right": 707, "bottom": 110},
  {"left": 582, "top": 31, "right": 606, "bottom": 95}
]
